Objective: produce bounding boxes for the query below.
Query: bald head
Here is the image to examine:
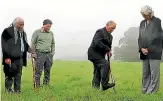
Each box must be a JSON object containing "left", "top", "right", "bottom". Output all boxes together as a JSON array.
[
  {"left": 106, "top": 20, "right": 116, "bottom": 33},
  {"left": 13, "top": 17, "right": 24, "bottom": 31},
  {"left": 106, "top": 20, "right": 116, "bottom": 26}
]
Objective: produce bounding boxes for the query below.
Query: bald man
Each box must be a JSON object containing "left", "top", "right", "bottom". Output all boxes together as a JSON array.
[
  {"left": 87, "top": 21, "right": 116, "bottom": 90},
  {"left": 1, "top": 17, "right": 30, "bottom": 93}
]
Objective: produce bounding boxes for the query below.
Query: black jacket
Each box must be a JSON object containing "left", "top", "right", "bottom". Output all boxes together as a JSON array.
[
  {"left": 1, "top": 26, "right": 30, "bottom": 66},
  {"left": 87, "top": 27, "right": 113, "bottom": 61},
  {"left": 138, "top": 16, "right": 163, "bottom": 60}
]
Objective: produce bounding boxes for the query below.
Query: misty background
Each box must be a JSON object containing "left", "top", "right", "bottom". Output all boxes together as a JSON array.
[{"left": 0, "top": 0, "right": 163, "bottom": 61}]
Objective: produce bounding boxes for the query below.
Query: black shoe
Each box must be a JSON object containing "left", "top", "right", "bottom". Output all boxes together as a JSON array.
[
  {"left": 102, "top": 83, "right": 115, "bottom": 91},
  {"left": 5, "top": 88, "right": 14, "bottom": 94}
]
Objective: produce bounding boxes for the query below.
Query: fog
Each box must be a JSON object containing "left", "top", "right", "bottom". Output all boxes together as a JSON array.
[{"left": 0, "top": 0, "right": 163, "bottom": 60}]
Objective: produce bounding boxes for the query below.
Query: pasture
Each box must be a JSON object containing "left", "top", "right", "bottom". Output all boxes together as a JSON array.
[{"left": 1, "top": 60, "right": 163, "bottom": 101}]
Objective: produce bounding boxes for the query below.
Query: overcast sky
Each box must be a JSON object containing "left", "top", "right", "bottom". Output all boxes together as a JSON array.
[{"left": 0, "top": 0, "right": 163, "bottom": 59}]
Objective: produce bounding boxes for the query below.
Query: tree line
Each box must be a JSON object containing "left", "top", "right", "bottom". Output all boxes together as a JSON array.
[{"left": 113, "top": 27, "right": 163, "bottom": 62}]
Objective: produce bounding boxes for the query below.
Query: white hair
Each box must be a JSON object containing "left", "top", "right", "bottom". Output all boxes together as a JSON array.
[
  {"left": 141, "top": 5, "right": 154, "bottom": 17},
  {"left": 9, "top": 17, "right": 25, "bottom": 44},
  {"left": 9, "top": 17, "right": 24, "bottom": 27},
  {"left": 12, "top": 17, "right": 24, "bottom": 26}
]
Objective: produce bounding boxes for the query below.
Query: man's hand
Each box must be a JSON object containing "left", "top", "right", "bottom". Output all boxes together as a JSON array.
[
  {"left": 31, "top": 53, "right": 37, "bottom": 59},
  {"left": 107, "top": 51, "right": 112, "bottom": 57},
  {"left": 5, "top": 58, "right": 11, "bottom": 64},
  {"left": 141, "top": 48, "right": 148, "bottom": 55}
]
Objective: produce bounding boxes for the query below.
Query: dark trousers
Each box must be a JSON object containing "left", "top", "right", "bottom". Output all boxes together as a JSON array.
[
  {"left": 34, "top": 50, "right": 53, "bottom": 88},
  {"left": 91, "top": 59, "right": 110, "bottom": 89},
  {"left": 4, "top": 59, "right": 23, "bottom": 91}
]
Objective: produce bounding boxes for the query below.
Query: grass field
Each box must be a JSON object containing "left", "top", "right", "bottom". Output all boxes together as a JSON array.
[{"left": 1, "top": 60, "right": 163, "bottom": 101}]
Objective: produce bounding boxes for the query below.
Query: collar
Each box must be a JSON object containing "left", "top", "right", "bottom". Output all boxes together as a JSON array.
[
  {"left": 41, "top": 27, "right": 50, "bottom": 33},
  {"left": 103, "top": 27, "right": 111, "bottom": 34},
  {"left": 145, "top": 16, "right": 155, "bottom": 22}
]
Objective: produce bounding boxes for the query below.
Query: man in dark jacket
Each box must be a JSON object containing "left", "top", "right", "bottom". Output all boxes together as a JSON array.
[
  {"left": 138, "top": 5, "right": 163, "bottom": 94},
  {"left": 87, "top": 20, "right": 116, "bottom": 90},
  {"left": 1, "top": 17, "right": 30, "bottom": 93}
]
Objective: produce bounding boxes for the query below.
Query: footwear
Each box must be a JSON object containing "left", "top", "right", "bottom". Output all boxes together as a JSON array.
[
  {"left": 102, "top": 83, "right": 115, "bottom": 91},
  {"left": 14, "top": 90, "right": 21, "bottom": 94},
  {"left": 5, "top": 88, "right": 14, "bottom": 94},
  {"left": 43, "top": 81, "right": 50, "bottom": 86},
  {"left": 92, "top": 86, "right": 100, "bottom": 90}
]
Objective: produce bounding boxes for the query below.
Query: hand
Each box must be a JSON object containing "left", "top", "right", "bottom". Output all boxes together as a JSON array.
[
  {"left": 107, "top": 51, "right": 112, "bottom": 57},
  {"left": 141, "top": 48, "right": 148, "bottom": 55},
  {"left": 31, "top": 53, "right": 37, "bottom": 59},
  {"left": 5, "top": 58, "right": 11, "bottom": 64},
  {"left": 144, "top": 48, "right": 148, "bottom": 55}
]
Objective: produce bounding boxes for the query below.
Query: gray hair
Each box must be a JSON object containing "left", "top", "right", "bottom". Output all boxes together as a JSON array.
[
  {"left": 141, "top": 5, "right": 154, "bottom": 17},
  {"left": 10, "top": 17, "right": 24, "bottom": 27},
  {"left": 43, "top": 19, "right": 53, "bottom": 25},
  {"left": 106, "top": 20, "right": 116, "bottom": 26},
  {"left": 9, "top": 17, "right": 25, "bottom": 44}
]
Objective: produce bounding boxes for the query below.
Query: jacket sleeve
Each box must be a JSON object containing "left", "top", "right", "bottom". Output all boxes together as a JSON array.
[
  {"left": 30, "top": 30, "right": 38, "bottom": 53},
  {"left": 148, "top": 18, "right": 162, "bottom": 51},
  {"left": 110, "top": 35, "right": 113, "bottom": 50},
  {"left": 51, "top": 32, "right": 55, "bottom": 55},
  {"left": 138, "top": 21, "right": 143, "bottom": 52},
  {"left": 23, "top": 32, "right": 30, "bottom": 52},
  {"left": 1, "top": 29, "right": 10, "bottom": 58},
  {"left": 156, "top": 18, "right": 162, "bottom": 35},
  {"left": 94, "top": 30, "right": 110, "bottom": 52}
]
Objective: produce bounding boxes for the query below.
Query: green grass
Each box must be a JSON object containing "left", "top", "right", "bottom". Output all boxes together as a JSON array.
[{"left": 1, "top": 60, "right": 163, "bottom": 101}]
